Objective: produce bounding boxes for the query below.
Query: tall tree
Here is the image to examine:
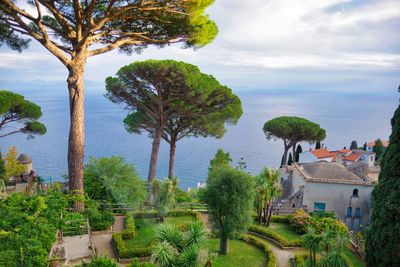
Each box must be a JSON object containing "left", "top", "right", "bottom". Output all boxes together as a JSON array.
[
  {"left": 0, "top": 90, "right": 46, "bottom": 138},
  {"left": 108, "top": 61, "right": 242, "bottom": 180},
  {"left": 152, "top": 178, "right": 176, "bottom": 222},
  {"left": 208, "top": 149, "right": 232, "bottom": 173},
  {"left": 295, "top": 144, "right": 303, "bottom": 162},
  {"left": 363, "top": 142, "right": 367, "bottom": 151},
  {"left": 263, "top": 116, "right": 326, "bottom": 165},
  {"left": 4, "top": 146, "right": 25, "bottom": 182},
  {"left": 202, "top": 167, "right": 255, "bottom": 255},
  {"left": 366, "top": 106, "right": 400, "bottom": 267},
  {"left": 373, "top": 139, "right": 385, "bottom": 161},
  {"left": 350, "top": 140, "right": 358, "bottom": 150},
  {"left": 0, "top": 1, "right": 218, "bottom": 209},
  {"left": 257, "top": 167, "right": 281, "bottom": 226},
  {"left": 315, "top": 140, "right": 321, "bottom": 149}
]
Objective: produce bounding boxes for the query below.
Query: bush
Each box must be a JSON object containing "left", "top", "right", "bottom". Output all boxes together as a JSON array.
[
  {"left": 175, "top": 189, "right": 192, "bottom": 203},
  {"left": 129, "top": 258, "right": 156, "bottom": 267},
  {"left": 270, "top": 215, "right": 291, "bottom": 223},
  {"left": 79, "top": 257, "right": 118, "bottom": 267},
  {"left": 85, "top": 209, "right": 115, "bottom": 231},
  {"left": 63, "top": 211, "right": 87, "bottom": 236},
  {"left": 241, "top": 234, "right": 277, "bottom": 267},
  {"left": 122, "top": 215, "right": 135, "bottom": 239},
  {"left": 132, "top": 211, "right": 159, "bottom": 218},
  {"left": 166, "top": 210, "right": 201, "bottom": 221},
  {"left": 289, "top": 210, "right": 313, "bottom": 234},
  {"left": 112, "top": 233, "right": 153, "bottom": 259},
  {"left": 248, "top": 225, "right": 302, "bottom": 247}
]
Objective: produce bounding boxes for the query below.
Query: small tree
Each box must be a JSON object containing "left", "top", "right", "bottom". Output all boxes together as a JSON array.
[
  {"left": 350, "top": 140, "right": 358, "bottom": 150},
  {"left": 263, "top": 116, "right": 326, "bottom": 166},
  {"left": 4, "top": 146, "right": 25, "bottom": 181},
  {"left": 295, "top": 144, "right": 303, "bottom": 162},
  {"left": 303, "top": 228, "right": 323, "bottom": 267},
  {"left": 0, "top": 90, "right": 46, "bottom": 138},
  {"left": 366, "top": 106, "right": 400, "bottom": 266},
  {"left": 83, "top": 157, "right": 147, "bottom": 206},
  {"left": 208, "top": 149, "right": 232, "bottom": 173},
  {"left": 287, "top": 152, "right": 293, "bottom": 166},
  {"left": 363, "top": 142, "right": 367, "bottom": 150},
  {"left": 202, "top": 167, "right": 255, "bottom": 255},
  {"left": 152, "top": 179, "right": 176, "bottom": 222}
]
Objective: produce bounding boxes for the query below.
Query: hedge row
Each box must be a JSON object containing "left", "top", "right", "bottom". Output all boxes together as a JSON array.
[
  {"left": 131, "top": 210, "right": 201, "bottom": 221},
  {"left": 241, "top": 234, "right": 277, "bottom": 267},
  {"left": 112, "top": 233, "right": 153, "bottom": 259},
  {"left": 270, "top": 215, "right": 291, "bottom": 224},
  {"left": 248, "top": 225, "right": 302, "bottom": 247},
  {"left": 122, "top": 215, "right": 135, "bottom": 239}
]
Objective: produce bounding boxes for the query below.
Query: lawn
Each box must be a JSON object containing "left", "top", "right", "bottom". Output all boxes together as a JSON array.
[
  {"left": 269, "top": 222, "right": 302, "bottom": 241},
  {"left": 125, "top": 218, "right": 157, "bottom": 247},
  {"left": 165, "top": 215, "right": 196, "bottom": 227},
  {"left": 206, "top": 239, "right": 266, "bottom": 267}
]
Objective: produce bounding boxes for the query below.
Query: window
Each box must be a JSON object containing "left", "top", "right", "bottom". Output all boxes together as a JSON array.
[
  {"left": 314, "top": 202, "right": 326, "bottom": 212},
  {"left": 346, "top": 207, "right": 352, "bottom": 217},
  {"left": 352, "top": 188, "right": 359, "bottom": 197},
  {"left": 355, "top": 208, "right": 361, "bottom": 218}
]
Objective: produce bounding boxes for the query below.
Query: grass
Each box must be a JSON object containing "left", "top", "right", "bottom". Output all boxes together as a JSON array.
[
  {"left": 269, "top": 222, "right": 302, "bottom": 241},
  {"left": 125, "top": 218, "right": 157, "bottom": 247},
  {"left": 343, "top": 246, "right": 365, "bottom": 267},
  {"left": 206, "top": 239, "right": 266, "bottom": 267},
  {"left": 165, "top": 215, "right": 196, "bottom": 227}
]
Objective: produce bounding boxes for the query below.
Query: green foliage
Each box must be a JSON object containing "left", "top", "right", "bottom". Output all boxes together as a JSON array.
[
  {"left": 129, "top": 258, "right": 156, "bottom": 267},
  {"left": 241, "top": 234, "right": 277, "bottom": 267},
  {"left": 0, "top": 18, "right": 30, "bottom": 52},
  {"left": 202, "top": 166, "right": 255, "bottom": 252},
  {"left": 83, "top": 157, "right": 147, "bottom": 206},
  {"left": 372, "top": 138, "right": 385, "bottom": 161},
  {"left": 288, "top": 152, "right": 293, "bottom": 165},
  {"left": 78, "top": 257, "right": 118, "bottom": 267},
  {"left": 4, "top": 146, "right": 25, "bottom": 181},
  {"left": 350, "top": 140, "right": 358, "bottom": 150},
  {"left": 175, "top": 189, "right": 193, "bottom": 203},
  {"left": 0, "top": 192, "right": 70, "bottom": 266},
  {"left": 0, "top": 150, "right": 5, "bottom": 181},
  {"left": 152, "top": 179, "right": 176, "bottom": 220},
  {"left": 112, "top": 233, "right": 154, "bottom": 258},
  {"left": 84, "top": 207, "right": 115, "bottom": 231},
  {"left": 295, "top": 144, "right": 303, "bottom": 162},
  {"left": 122, "top": 215, "right": 136, "bottom": 239},
  {"left": 0, "top": 90, "right": 46, "bottom": 138},
  {"left": 208, "top": 149, "right": 232, "bottom": 173},
  {"left": 366, "top": 106, "right": 400, "bottom": 267},
  {"left": 248, "top": 224, "right": 303, "bottom": 247}
]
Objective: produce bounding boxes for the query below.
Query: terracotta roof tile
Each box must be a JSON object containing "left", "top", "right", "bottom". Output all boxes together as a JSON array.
[
  {"left": 342, "top": 152, "right": 361, "bottom": 162},
  {"left": 311, "top": 149, "right": 332, "bottom": 159}
]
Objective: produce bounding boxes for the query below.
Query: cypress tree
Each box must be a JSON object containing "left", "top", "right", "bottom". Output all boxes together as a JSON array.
[
  {"left": 295, "top": 144, "right": 303, "bottom": 162},
  {"left": 363, "top": 142, "right": 367, "bottom": 150},
  {"left": 366, "top": 106, "right": 400, "bottom": 266},
  {"left": 315, "top": 141, "right": 321, "bottom": 149},
  {"left": 287, "top": 152, "right": 293, "bottom": 166},
  {"left": 350, "top": 140, "right": 358, "bottom": 150}
]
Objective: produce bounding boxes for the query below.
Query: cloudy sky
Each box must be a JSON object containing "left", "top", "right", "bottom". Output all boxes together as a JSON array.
[{"left": 0, "top": 0, "right": 399, "bottom": 93}]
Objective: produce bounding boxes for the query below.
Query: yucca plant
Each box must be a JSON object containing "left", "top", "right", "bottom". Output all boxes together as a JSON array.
[
  {"left": 152, "top": 241, "right": 178, "bottom": 267},
  {"left": 184, "top": 222, "right": 210, "bottom": 248},
  {"left": 176, "top": 245, "right": 199, "bottom": 267},
  {"left": 157, "top": 224, "right": 184, "bottom": 250}
]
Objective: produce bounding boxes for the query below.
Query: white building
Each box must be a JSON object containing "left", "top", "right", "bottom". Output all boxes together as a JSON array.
[
  {"left": 299, "top": 149, "right": 335, "bottom": 163},
  {"left": 280, "top": 161, "right": 373, "bottom": 231}
]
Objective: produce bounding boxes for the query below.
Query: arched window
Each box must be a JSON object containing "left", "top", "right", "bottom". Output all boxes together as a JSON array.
[
  {"left": 355, "top": 208, "right": 361, "bottom": 218},
  {"left": 292, "top": 203, "right": 295, "bottom": 208},
  {"left": 346, "top": 207, "right": 352, "bottom": 217},
  {"left": 352, "top": 188, "right": 359, "bottom": 197}
]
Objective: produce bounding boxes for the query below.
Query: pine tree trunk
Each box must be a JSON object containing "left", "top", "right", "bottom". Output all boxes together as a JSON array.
[
  {"left": 220, "top": 232, "right": 229, "bottom": 255},
  {"left": 147, "top": 127, "right": 162, "bottom": 203},
  {"left": 67, "top": 59, "right": 85, "bottom": 211},
  {"left": 283, "top": 145, "right": 289, "bottom": 166},
  {"left": 168, "top": 139, "right": 176, "bottom": 178}
]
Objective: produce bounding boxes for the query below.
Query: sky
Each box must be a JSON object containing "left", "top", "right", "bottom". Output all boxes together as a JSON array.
[{"left": 0, "top": 0, "right": 399, "bottom": 93}]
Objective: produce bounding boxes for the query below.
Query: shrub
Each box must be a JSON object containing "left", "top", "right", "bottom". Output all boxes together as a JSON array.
[
  {"left": 166, "top": 210, "right": 201, "bottom": 221},
  {"left": 122, "top": 215, "right": 136, "bottom": 239},
  {"left": 248, "top": 224, "right": 302, "bottom": 247},
  {"left": 129, "top": 258, "right": 156, "bottom": 267},
  {"left": 270, "top": 215, "right": 291, "bottom": 223},
  {"left": 289, "top": 210, "right": 313, "bottom": 234},
  {"left": 175, "top": 189, "right": 192, "bottom": 203},
  {"left": 132, "top": 211, "right": 159, "bottom": 218},
  {"left": 112, "top": 233, "right": 153, "bottom": 259},
  {"left": 241, "top": 234, "right": 277, "bottom": 267},
  {"left": 85, "top": 209, "right": 115, "bottom": 231},
  {"left": 79, "top": 257, "right": 118, "bottom": 267},
  {"left": 63, "top": 211, "right": 87, "bottom": 236}
]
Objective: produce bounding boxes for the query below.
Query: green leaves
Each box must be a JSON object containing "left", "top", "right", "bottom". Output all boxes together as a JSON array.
[{"left": 0, "top": 90, "right": 46, "bottom": 138}]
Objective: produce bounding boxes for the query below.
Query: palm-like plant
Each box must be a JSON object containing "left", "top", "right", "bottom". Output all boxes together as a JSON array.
[
  {"left": 176, "top": 245, "right": 200, "bottom": 267},
  {"left": 152, "top": 179, "right": 176, "bottom": 222},
  {"left": 157, "top": 223, "right": 184, "bottom": 250},
  {"left": 152, "top": 240, "right": 178, "bottom": 267},
  {"left": 185, "top": 222, "right": 210, "bottom": 247},
  {"left": 303, "top": 228, "right": 323, "bottom": 267}
]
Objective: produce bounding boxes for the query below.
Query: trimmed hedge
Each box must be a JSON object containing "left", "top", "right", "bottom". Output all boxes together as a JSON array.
[
  {"left": 122, "top": 216, "right": 135, "bottom": 239},
  {"left": 248, "top": 225, "right": 303, "bottom": 247},
  {"left": 132, "top": 211, "right": 159, "bottom": 218},
  {"left": 112, "top": 233, "right": 153, "bottom": 259},
  {"left": 270, "top": 215, "right": 290, "bottom": 224},
  {"left": 241, "top": 234, "right": 277, "bottom": 267},
  {"left": 166, "top": 210, "right": 201, "bottom": 221}
]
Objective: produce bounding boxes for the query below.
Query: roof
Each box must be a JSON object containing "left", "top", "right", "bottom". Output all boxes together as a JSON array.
[
  {"left": 367, "top": 140, "right": 389, "bottom": 148},
  {"left": 338, "top": 148, "right": 352, "bottom": 154},
  {"left": 352, "top": 149, "right": 375, "bottom": 155},
  {"left": 292, "top": 162, "right": 372, "bottom": 185},
  {"left": 17, "top": 154, "right": 32, "bottom": 164},
  {"left": 342, "top": 153, "right": 361, "bottom": 162},
  {"left": 311, "top": 149, "right": 332, "bottom": 159},
  {"left": 329, "top": 151, "right": 337, "bottom": 161}
]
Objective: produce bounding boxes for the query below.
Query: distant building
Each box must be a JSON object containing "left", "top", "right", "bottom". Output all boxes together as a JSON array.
[
  {"left": 299, "top": 148, "right": 335, "bottom": 163},
  {"left": 351, "top": 149, "right": 376, "bottom": 167},
  {"left": 17, "top": 153, "right": 33, "bottom": 173},
  {"left": 279, "top": 161, "right": 373, "bottom": 231},
  {"left": 366, "top": 140, "right": 389, "bottom": 152}
]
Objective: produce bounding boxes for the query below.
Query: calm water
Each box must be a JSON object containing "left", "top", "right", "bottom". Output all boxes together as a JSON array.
[{"left": 0, "top": 85, "right": 397, "bottom": 189}]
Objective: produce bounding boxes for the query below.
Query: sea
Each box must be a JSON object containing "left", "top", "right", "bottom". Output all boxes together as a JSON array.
[{"left": 0, "top": 82, "right": 398, "bottom": 189}]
